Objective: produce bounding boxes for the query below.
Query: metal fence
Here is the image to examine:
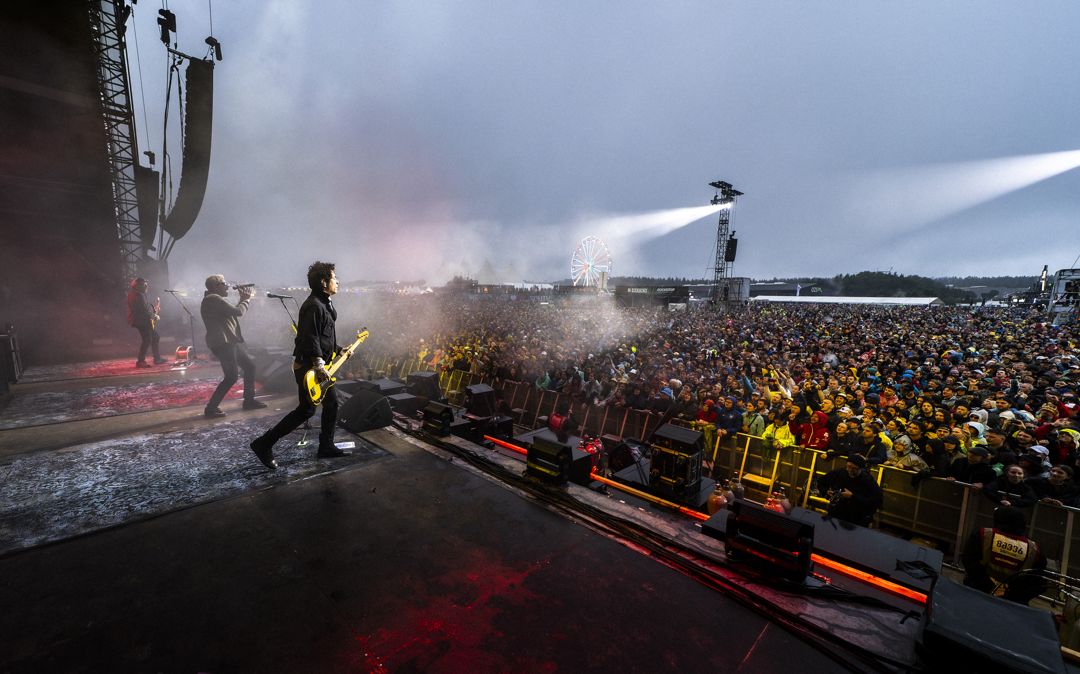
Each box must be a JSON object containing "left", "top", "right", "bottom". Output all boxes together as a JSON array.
[{"left": 415, "top": 370, "right": 1080, "bottom": 575}]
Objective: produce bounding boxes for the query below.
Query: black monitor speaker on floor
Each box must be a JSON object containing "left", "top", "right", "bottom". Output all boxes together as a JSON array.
[
  {"left": 725, "top": 500, "right": 814, "bottom": 584},
  {"left": 422, "top": 401, "right": 455, "bottom": 436},
  {"left": 338, "top": 389, "right": 393, "bottom": 433}
]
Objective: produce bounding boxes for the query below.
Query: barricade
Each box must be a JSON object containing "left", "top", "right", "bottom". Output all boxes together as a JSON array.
[{"left": 428, "top": 369, "right": 1080, "bottom": 575}]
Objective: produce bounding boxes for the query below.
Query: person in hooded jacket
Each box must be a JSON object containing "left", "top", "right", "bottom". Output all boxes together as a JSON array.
[
  {"left": 716, "top": 397, "right": 744, "bottom": 445},
  {"left": 790, "top": 409, "right": 831, "bottom": 450}
]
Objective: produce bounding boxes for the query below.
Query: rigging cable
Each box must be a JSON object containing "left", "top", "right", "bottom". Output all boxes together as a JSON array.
[{"left": 128, "top": 4, "right": 153, "bottom": 153}]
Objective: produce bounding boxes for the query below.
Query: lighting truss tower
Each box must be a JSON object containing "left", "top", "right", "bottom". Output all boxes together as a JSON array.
[
  {"left": 89, "top": 0, "right": 144, "bottom": 281},
  {"left": 709, "top": 180, "right": 742, "bottom": 301}
]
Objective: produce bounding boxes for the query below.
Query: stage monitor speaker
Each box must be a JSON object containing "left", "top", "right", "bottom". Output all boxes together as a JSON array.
[
  {"left": 253, "top": 350, "right": 296, "bottom": 393},
  {"left": 465, "top": 383, "right": 496, "bottom": 417},
  {"left": 725, "top": 500, "right": 814, "bottom": 583},
  {"left": 338, "top": 389, "right": 392, "bottom": 433},
  {"left": 920, "top": 576, "right": 1066, "bottom": 674},
  {"left": 335, "top": 380, "right": 367, "bottom": 396},
  {"left": 387, "top": 392, "right": 422, "bottom": 416},
  {"left": 527, "top": 432, "right": 571, "bottom": 484},
  {"left": 407, "top": 371, "right": 442, "bottom": 400},
  {"left": 356, "top": 378, "right": 407, "bottom": 396},
  {"left": 422, "top": 401, "right": 455, "bottom": 436}
]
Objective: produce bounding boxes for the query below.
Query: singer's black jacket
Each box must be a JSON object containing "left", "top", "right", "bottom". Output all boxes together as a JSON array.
[{"left": 293, "top": 291, "right": 340, "bottom": 367}]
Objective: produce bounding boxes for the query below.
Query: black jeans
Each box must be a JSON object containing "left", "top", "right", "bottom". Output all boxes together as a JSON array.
[
  {"left": 207, "top": 343, "right": 256, "bottom": 410},
  {"left": 134, "top": 324, "right": 160, "bottom": 362},
  {"left": 257, "top": 364, "right": 339, "bottom": 450}
]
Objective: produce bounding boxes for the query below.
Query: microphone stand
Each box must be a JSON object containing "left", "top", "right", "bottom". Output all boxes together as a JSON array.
[
  {"left": 271, "top": 295, "right": 300, "bottom": 333},
  {"left": 165, "top": 290, "right": 197, "bottom": 368},
  {"left": 268, "top": 292, "right": 308, "bottom": 432}
]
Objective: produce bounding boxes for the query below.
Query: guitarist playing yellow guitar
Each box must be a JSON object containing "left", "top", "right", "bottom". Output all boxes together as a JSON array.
[{"left": 304, "top": 328, "right": 369, "bottom": 405}]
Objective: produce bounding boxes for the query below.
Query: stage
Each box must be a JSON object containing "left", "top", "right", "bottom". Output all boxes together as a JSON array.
[{"left": 0, "top": 359, "right": 974, "bottom": 671}]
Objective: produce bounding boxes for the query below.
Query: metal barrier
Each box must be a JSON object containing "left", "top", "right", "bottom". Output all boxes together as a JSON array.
[{"left": 432, "top": 369, "right": 1080, "bottom": 573}]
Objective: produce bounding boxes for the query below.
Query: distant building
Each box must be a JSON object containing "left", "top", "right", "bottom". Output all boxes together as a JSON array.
[
  {"left": 750, "top": 295, "right": 944, "bottom": 306},
  {"left": 749, "top": 281, "right": 824, "bottom": 297}
]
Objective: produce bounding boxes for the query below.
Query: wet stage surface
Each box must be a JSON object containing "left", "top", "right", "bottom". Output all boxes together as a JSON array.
[
  {"left": 0, "top": 361, "right": 869, "bottom": 672},
  {"left": 0, "top": 375, "right": 253, "bottom": 430},
  {"left": 0, "top": 416, "right": 383, "bottom": 555}
]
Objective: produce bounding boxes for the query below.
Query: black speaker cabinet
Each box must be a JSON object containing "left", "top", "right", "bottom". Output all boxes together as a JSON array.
[
  {"left": 337, "top": 389, "right": 393, "bottom": 433},
  {"left": 527, "top": 430, "right": 593, "bottom": 485},
  {"left": 724, "top": 500, "right": 814, "bottom": 583},
  {"left": 422, "top": 401, "right": 455, "bottom": 436},
  {"left": 253, "top": 350, "right": 296, "bottom": 393},
  {"left": 407, "top": 371, "right": 442, "bottom": 400},
  {"left": 527, "top": 432, "right": 571, "bottom": 483},
  {"left": 652, "top": 423, "right": 704, "bottom": 454},
  {"left": 387, "top": 392, "right": 422, "bottom": 416},
  {"left": 921, "top": 576, "right": 1066, "bottom": 674},
  {"left": 649, "top": 423, "right": 704, "bottom": 500},
  {"left": 356, "top": 378, "right": 406, "bottom": 396},
  {"left": 465, "top": 383, "right": 496, "bottom": 417}
]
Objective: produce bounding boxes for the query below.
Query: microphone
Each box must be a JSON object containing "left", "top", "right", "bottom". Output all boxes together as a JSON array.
[
  {"left": 231, "top": 283, "right": 255, "bottom": 290},
  {"left": 266, "top": 292, "right": 293, "bottom": 299},
  {"left": 164, "top": 289, "right": 186, "bottom": 295}
]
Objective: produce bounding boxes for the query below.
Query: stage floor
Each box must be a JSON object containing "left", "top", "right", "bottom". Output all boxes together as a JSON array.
[{"left": 0, "top": 367, "right": 914, "bottom": 672}]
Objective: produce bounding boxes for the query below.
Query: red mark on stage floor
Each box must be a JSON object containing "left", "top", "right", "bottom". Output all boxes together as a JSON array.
[{"left": 351, "top": 551, "right": 558, "bottom": 673}]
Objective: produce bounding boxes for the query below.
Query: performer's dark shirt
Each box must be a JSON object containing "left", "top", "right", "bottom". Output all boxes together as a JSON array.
[{"left": 293, "top": 291, "right": 339, "bottom": 367}]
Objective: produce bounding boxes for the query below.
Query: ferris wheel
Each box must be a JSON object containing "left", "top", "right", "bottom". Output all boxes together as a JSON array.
[{"left": 570, "top": 235, "right": 612, "bottom": 287}]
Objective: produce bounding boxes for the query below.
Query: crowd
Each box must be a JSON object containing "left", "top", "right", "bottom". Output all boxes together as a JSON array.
[{"left": 337, "top": 295, "right": 1080, "bottom": 512}]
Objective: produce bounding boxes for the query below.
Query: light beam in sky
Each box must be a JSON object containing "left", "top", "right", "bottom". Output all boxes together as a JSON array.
[{"left": 849, "top": 148, "right": 1080, "bottom": 233}]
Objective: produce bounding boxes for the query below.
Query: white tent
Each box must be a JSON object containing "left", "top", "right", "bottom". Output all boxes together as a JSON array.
[{"left": 750, "top": 295, "right": 944, "bottom": 306}]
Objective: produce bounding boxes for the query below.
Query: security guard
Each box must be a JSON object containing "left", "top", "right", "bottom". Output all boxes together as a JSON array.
[{"left": 961, "top": 506, "right": 1047, "bottom": 604}]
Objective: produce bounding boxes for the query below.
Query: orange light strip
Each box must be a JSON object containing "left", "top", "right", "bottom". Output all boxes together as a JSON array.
[
  {"left": 810, "top": 553, "right": 927, "bottom": 604},
  {"left": 483, "top": 435, "right": 529, "bottom": 456},
  {"left": 483, "top": 436, "right": 923, "bottom": 604},
  {"left": 588, "top": 472, "right": 709, "bottom": 521}
]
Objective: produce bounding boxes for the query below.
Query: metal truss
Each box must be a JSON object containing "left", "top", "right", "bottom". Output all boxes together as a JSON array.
[{"left": 88, "top": 0, "right": 143, "bottom": 281}]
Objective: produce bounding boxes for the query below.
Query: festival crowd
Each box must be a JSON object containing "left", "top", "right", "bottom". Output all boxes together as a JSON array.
[{"left": 346, "top": 296, "right": 1080, "bottom": 511}]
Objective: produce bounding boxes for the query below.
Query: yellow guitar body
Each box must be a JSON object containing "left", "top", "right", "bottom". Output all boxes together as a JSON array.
[{"left": 304, "top": 329, "right": 370, "bottom": 405}]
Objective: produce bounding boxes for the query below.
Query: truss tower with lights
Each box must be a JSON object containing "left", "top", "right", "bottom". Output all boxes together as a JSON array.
[{"left": 709, "top": 180, "right": 742, "bottom": 303}]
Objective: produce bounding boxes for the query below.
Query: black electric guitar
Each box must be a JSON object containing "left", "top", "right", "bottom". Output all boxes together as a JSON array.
[{"left": 304, "top": 329, "right": 369, "bottom": 405}]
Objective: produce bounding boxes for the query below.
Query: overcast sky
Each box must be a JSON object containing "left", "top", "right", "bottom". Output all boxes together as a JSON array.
[{"left": 127, "top": 1, "right": 1080, "bottom": 287}]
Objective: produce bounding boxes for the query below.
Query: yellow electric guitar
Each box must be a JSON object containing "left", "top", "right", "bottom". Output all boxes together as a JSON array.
[{"left": 304, "top": 328, "right": 370, "bottom": 405}]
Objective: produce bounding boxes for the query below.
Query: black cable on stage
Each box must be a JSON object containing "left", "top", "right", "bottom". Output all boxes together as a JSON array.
[{"left": 404, "top": 425, "right": 923, "bottom": 673}]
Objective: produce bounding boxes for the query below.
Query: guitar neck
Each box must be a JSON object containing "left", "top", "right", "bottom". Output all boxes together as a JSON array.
[{"left": 326, "top": 333, "right": 367, "bottom": 377}]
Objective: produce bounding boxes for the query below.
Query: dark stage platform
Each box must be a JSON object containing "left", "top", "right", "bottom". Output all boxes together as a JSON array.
[{"left": 0, "top": 365, "right": 926, "bottom": 672}]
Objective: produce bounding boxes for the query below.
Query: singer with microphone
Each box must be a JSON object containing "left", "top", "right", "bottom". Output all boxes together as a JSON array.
[
  {"left": 127, "top": 277, "right": 167, "bottom": 368},
  {"left": 200, "top": 275, "right": 267, "bottom": 418}
]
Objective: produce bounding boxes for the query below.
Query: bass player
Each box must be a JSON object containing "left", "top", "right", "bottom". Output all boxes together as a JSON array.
[{"left": 250, "top": 261, "right": 355, "bottom": 469}]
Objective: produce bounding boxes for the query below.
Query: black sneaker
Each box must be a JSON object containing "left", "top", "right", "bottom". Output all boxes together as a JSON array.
[
  {"left": 153, "top": 357, "right": 169, "bottom": 365},
  {"left": 242, "top": 399, "right": 268, "bottom": 410},
  {"left": 135, "top": 361, "right": 151, "bottom": 369},
  {"left": 204, "top": 407, "right": 226, "bottom": 418},
  {"left": 316, "top": 446, "right": 349, "bottom": 458}
]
